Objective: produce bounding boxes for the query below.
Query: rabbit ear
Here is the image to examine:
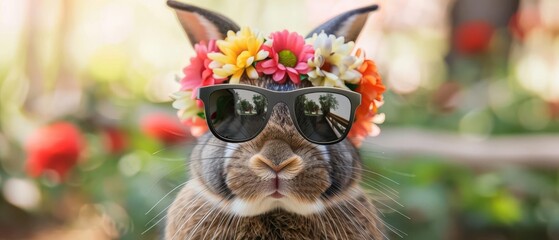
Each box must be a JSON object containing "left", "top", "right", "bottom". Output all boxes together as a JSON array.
[
  {"left": 306, "top": 5, "right": 379, "bottom": 42},
  {"left": 167, "top": 0, "right": 240, "bottom": 45}
]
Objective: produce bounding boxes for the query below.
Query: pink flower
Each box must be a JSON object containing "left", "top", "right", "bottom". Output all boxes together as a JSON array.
[
  {"left": 256, "top": 30, "right": 314, "bottom": 84},
  {"left": 180, "top": 40, "right": 226, "bottom": 106}
]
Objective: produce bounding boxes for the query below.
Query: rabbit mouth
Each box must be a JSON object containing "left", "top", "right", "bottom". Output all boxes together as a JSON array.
[
  {"left": 270, "top": 191, "right": 284, "bottom": 199},
  {"left": 227, "top": 194, "right": 326, "bottom": 217}
]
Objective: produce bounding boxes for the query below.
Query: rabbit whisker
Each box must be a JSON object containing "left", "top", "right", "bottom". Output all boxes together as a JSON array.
[
  {"left": 339, "top": 166, "right": 400, "bottom": 185},
  {"left": 353, "top": 178, "right": 403, "bottom": 207},
  {"left": 353, "top": 197, "right": 407, "bottom": 239},
  {"left": 328, "top": 182, "right": 399, "bottom": 239},
  {"left": 142, "top": 180, "right": 208, "bottom": 235},
  {"left": 171, "top": 183, "right": 230, "bottom": 240},
  {"left": 346, "top": 198, "right": 398, "bottom": 239},
  {"left": 311, "top": 211, "right": 328, "bottom": 239},
  {"left": 323, "top": 203, "right": 343, "bottom": 240},
  {"left": 359, "top": 175, "right": 399, "bottom": 195},
  {"left": 186, "top": 197, "right": 227, "bottom": 239},
  {"left": 202, "top": 201, "right": 231, "bottom": 240},
  {"left": 170, "top": 200, "right": 210, "bottom": 240},
  {"left": 340, "top": 177, "right": 411, "bottom": 220},
  {"left": 337, "top": 201, "right": 375, "bottom": 239},
  {"left": 143, "top": 183, "right": 208, "bottom": 235},
  {"left": 330, "top": 203, "right": 352, "bottom": 240},
  {"left": 144, "top": 177, "right": 204, "bottom": 225},
  {"left": 143, "top": 162, "right": 190, "bottom": 194},
  {"left": 145, "top": 156, "right": 237, "bottom": 197},
  {"left": 233, "top": 209, "right": 242, "bottom": 240},
  {"left": 215, "top": 208, "right": 235, "bottom": 240},
  {"left": 145, "top": 179, "right": 191, "bottom": 215}
]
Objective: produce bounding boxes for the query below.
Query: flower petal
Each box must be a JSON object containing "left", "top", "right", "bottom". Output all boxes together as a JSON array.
[
  {"left": 208, "top": 60, "right": 222, "bottom": 69},
  {"left": 294, "top": 62, "right": 309, "bottom": 72},
  {"left": 261, "top": 59, "right": 277, "bottom": 68},
  {"left": 246, "top": 56, "right": 255, "bottom": 66},
  {"left": 272, "top": 70, "right": 286, "bottom": 82},
  {"left": 246, "top": 66, "right": 259, "bottom": 79},
  {"left": 286, "top": 68, "right": 300, "bottom": 84},
  {"left": 256, "top": 50, "right": 269, "bottom": 60},
  {"left": 230, "top": 70, "right": 244, "bottom": 83}
]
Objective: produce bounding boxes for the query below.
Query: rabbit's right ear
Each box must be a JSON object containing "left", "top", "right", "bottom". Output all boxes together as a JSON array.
[
  {"left": 306, "top": 5, "right": 378, "bottom": 42},
  {"left": 167, "top": 0, "right": 240, "bottom": 46}
]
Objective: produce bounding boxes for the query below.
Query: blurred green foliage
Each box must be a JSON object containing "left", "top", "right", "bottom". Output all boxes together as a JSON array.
[{"left": 362, "top": 154, "right": 559, "bottom": 240}]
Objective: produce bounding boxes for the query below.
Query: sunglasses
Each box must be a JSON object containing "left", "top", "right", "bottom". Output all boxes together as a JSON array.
[{"left": 197, "top": 84, "right": 361, "bottom": 145}]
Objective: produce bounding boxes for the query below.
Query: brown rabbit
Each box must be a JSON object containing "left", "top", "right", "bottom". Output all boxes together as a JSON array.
[{"left": 164, "top": 1, "right": 384, "bottom": 239}]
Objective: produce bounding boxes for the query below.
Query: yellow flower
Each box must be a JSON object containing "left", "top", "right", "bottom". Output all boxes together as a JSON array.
[{"left": 208, "top": 27, "right": 269, "bottom": 83}]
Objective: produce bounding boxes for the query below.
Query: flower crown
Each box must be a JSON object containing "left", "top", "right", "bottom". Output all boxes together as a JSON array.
[{"left": 172, "top": 27, "right": 385, "bottom": 147}]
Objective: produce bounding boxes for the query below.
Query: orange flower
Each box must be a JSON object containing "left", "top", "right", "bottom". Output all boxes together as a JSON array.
[
  {"left": 183, "top": 117, "right": 209, "bottom": 137},
  {"left": 347, "top": 113, "right": 384, "bottom": 147},
  {"left": 347, "top": 49, "right": 386, "bottom": 147},
  {"left": 355, "top": 49, "right": 385, "bottom": 112}
]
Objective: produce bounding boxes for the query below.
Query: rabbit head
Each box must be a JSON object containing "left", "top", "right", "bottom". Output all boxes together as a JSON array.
[{"left": 167, "top": 0, "right": 378, "bottom": 217}]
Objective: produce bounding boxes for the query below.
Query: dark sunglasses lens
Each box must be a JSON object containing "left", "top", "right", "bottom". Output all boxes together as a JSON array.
[
  {"left": 295, "top": 92, "right": 352, "bottom": 143},
  {"left": 208, "top": 89, "right": 268, "bottom": 141}
]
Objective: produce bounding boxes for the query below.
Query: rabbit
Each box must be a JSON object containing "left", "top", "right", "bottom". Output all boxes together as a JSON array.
[{"left": 164, "top": 1, "right": 384, "bottom": 239}]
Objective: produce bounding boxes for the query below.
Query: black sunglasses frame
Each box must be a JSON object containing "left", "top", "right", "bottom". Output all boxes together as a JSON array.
[{"left": 197, "top": 84, "right": 362, "bottom": 145}]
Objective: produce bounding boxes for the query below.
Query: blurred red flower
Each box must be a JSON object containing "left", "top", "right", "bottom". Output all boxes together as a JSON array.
[
  {"left": 140, "top": 113, "right": 190, "bottom": 144},
  {"left": 102, "top": 127, "right": 127, "bottom": 154},
  {"left": 26, "top": 122, "right": 84, "bottom": 179},
  {"left": 548, "top": 101, "right": 559, "bottom": 119},
  {"left": 454, "top": 21, "right": 495, "bottom": 54}
]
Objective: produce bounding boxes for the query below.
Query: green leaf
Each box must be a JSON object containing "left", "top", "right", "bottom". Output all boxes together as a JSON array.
[
  {"left": 346, "top": 83, "right": 358, "bottom": 91},
  {"left": 197, "top": 112, "right": 205, "bottom": 119},
  {"left": 300, "top": 74, "right": 309, "bottom": 81}
]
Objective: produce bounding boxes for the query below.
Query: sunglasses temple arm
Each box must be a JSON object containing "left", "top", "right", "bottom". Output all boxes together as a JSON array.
[{"left": 195, "top": 88, "right": 202, "bottom": 100}]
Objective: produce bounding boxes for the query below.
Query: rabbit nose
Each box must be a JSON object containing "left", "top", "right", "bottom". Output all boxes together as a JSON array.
[
  {"left": 249, "top": 154, "right": 304, "bottom": 178},
  {"left": 249, "top": 140, "right": 304, "bottom": 179}
]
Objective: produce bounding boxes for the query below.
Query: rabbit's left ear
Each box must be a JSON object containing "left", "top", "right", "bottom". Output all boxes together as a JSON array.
[
  {"left": 167, "top": 0, "right": 240, "bottom": 46},
  {"left": 306, "top": 5, "right": 379, "bottom": 42}
]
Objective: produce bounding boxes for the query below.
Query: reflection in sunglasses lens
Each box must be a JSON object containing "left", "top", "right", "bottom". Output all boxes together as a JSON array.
[
  {"left": 295, "top": 92, "right": 352, "bottom": 143},
  {"left": 209, "top": 89, "right": 268, "bottom": 141}
]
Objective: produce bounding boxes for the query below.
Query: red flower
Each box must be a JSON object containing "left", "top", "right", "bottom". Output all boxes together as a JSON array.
[
  {"left": 141, "top": 113, "right": 190, "bottom": 144},
  {"left": 102, "top": 127, "right": 127, "bottom": 154},
  {"left": 454, "top": 21, "right": 495, "bottom": 54},
  {"left": 26, "top": 122, "right": 84, "bottom": 179}
]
